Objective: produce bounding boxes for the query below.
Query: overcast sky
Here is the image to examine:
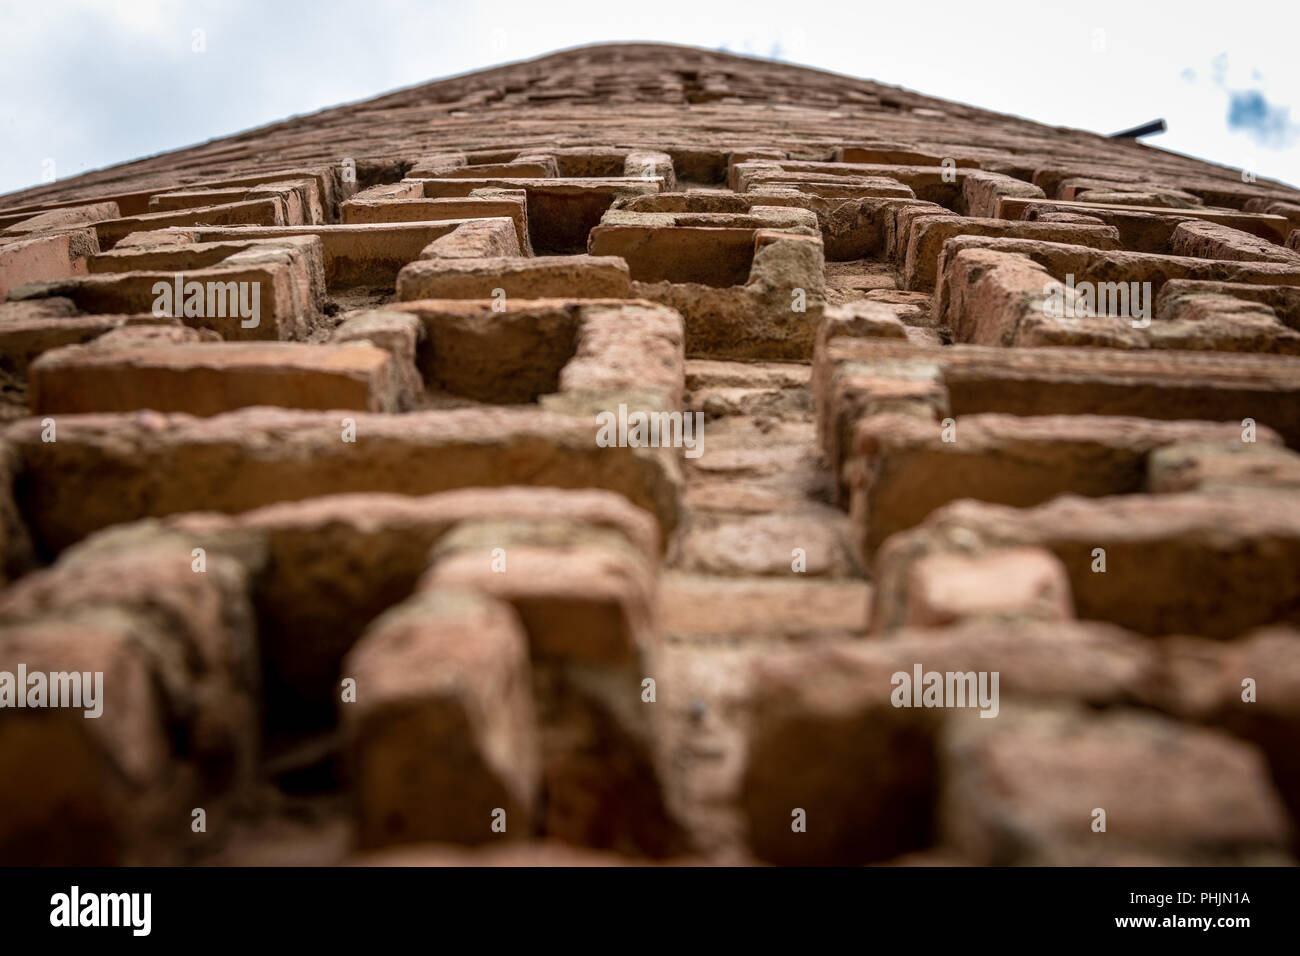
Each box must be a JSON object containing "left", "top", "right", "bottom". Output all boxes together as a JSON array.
[{"left": 2, "top": 0, "right": 1297, "bottom": 199}]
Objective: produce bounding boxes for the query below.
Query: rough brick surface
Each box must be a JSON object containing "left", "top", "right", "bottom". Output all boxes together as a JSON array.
[{"left": 343, "top": 589, "right": 539, "bottom": 850}]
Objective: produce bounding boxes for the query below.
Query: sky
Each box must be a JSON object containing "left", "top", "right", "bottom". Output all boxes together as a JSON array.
[{"left": 2, "top": 0, "right": 1298, "bottom": 199}]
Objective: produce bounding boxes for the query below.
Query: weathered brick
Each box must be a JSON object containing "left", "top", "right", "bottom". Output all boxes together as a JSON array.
[
  {"left": 819, "top": 335, "right": 1300, "bottom": 447},
  {"left": 902, "top": 215, "right": 1120, "bottom": 290},
  {"left": 414, "top": 178, "right": 659, "bottom": 253},
  {"left": 95, "top": 198, "right": 287, "bottom": 250},
  {"left": 872, "top": 491, "right": 1300, "bottom": 638},
  {"left": 148, "top": 181, "right": 312, "bottom": 225},
  {"left": 4, "top": 407, "right": 682, "bottom": 554},
  {"left": 901, "top": 547, "right": 1074, "bottom": 628},
  {"left": 165, "top": 487, "right": 657, "bottom": 729},
  {"left": 155, "top": 222, "right": 478, "bottom": 287},
  {"left": 849, "top": 412, "right": 1276, "bottom": 559},
  {"left": 740, "top": 621, "right": 1161, "bottom": 864},
  {"left": 0, "top": 305, "right": 178, "bottom": 375},
  {"left": 0, "top": 530, "right": 259, "bottom": 862},
  {"left": 0, "top": 231, "right": 94, "bottom": 301},
  {"left": 343, "top": 588, "right": 539, "bottom": 850},
  {"left": 941, "top": 706, "right": 1291, "bottom": 864},
  {"left": 0, "top": 201, "right": 121, "bottom": 236},
  {"left": 1146, "top": 441, "right": 1300, "bottom": 493},
  {"left": 342, "top": 195, "right": 531, "bottom": 253},
  {"left": 396, "top": 254, "right": 631, "bottom": 301},
  {"left": 421, "top": 517, "right": 656, "bottom": 663},
  {"left": 589, "top": 207, "right": 818, "bottom": 286},
  {"left": 998, "top": 195, "right": 1292, "bottom": 247},
  {"left": 1170, "top": 219, "right": 1300, "bottom": 264},
  {"left": 30, "top": 341, "right": 401, "bottom": 415},
  {"left": 329, "top": 310, "right": 425, "bottom": 409}
]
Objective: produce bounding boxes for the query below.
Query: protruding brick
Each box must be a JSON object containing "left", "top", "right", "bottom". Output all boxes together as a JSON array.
[
  {"left": 0, "top": 201, "right": 121, "bottom": 236},
  {"left": 415, "top": 178, "right": 659, "bottom": 253},
  {"left": 1171, "top": 219, "right": 1300, "bottom": 264},
  {"left": 0, "top": 231, "right": 94, "bottom": 301},
  {"left": 397, "top": 255, "right": 631, "bottom": 301},
  {"left": 30, "top": 341, "right": 401, "bottom": 415},
  {"left": 419, "top": 217, "right": 521, "bottom": 259},
  {"left": 819, "top": 336, "right": 1300, "bottom": 447},
  {"left": 329, "top": 310, "right": 425, "bottom": 409},
  {"left": 343, "top": 196, "right": 531, "bottom": 254},
  {"left": 902, "top": 216, "right": 1119, "bottom": 290},
  {"left": 997, "top": 195, "right": 1292, "bottom": 247},
  {"left": 902, "top": 547, "right": 1074, "bottom": 628},
  {"left": 849, "top": 412, "right": 1277, "bottom": 560},
  {"left": 0, "top": 303, "right": 178, "bottom": 375},
  {"left": 96, "top": 198, "right": 287, "bottom": 250},
  {"left": 0, "top": 530, "right": 259, "bottom": 862},
  {"left": 741, "top": 621, "right": 1161, "bottom": 865},
  {"left": 873, "top": 491, "right": 1300, "bottom": 638},
  {"left": 164, "top": 486, "right": 658, "bottom": 729},
  {"left": 1147, "top": 441, "right": 1300, "bottom": 493},
  {"left": 4, "top": 407, "right": 682, "bottom": 555},
  {"left": 941, "top": 706, "right": 1292, "bottom": 864},
  {"left": 12, "top": 235, "right": 326, "bottom": 341},
  {"left": 421, "top": 517, "right": 656, "bottom": 663},
  {"left": 343, "top": 589, "right": 539, "bottom": 849}
]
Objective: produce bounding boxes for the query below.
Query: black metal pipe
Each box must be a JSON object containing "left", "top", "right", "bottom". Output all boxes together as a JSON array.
[{"left": 1109, "top": 118, "right": 1167, "bottom": 139}]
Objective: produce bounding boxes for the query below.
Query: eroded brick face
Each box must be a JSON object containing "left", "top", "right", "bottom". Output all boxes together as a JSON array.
[{"left": 1, "top": 42, "right": 1299, "bottom": 866}]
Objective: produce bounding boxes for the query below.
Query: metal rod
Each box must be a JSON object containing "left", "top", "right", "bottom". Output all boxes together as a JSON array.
[{"left": 1109, "top": 118, "right": 1167, "bottom": 139}]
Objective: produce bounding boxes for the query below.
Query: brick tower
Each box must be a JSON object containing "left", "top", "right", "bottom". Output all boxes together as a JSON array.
[{"left": 1, "top": 42, "right": 1298, "bottom": 866}]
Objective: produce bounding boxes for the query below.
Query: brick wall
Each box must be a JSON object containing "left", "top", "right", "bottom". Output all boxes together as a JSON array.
[{"left": 1, "top": 42, "right": 1298, "bottom": 866}]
